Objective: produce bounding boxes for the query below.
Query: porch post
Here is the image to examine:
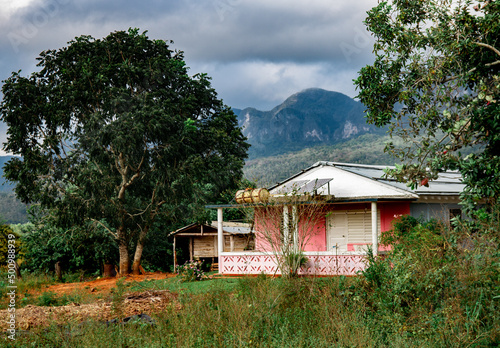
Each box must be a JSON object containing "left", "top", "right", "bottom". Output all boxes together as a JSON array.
[
  {"left": 283, "top": 205, "right": 289, "bottom": 246},
  {"left": 292, "top": 205, "right": 298, "bottom": 252},
  {"left": 189, "top": 237, "right": 193, "bottom": 260},
  {"left": 371, "top": 201, "right": 378, "bottom": 256},
  {"left": 217, "top": 207, "right": 223, "bottom": 265}
]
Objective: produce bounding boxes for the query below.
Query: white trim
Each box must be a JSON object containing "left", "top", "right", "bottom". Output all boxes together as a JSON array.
[
  {"left": 371, "top": 201, "right": 378, "bottom": 256},
  {"left": 217, "top": 208, "right": 223, "bottom": 256}
]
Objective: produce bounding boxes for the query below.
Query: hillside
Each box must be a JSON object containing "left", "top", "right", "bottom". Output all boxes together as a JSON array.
[
  {"left": 236, "top": 88, "right": 383, "bottom": 159},
  {"left": 243, "top": 133, "right": 401, "bottom": 187},
  {"left": 0, "top": 192, "right": 28, "bottom": 224},
  {"left": 0, "top": 156, "right": 15, "bottom": 193},
  {"left": 0, "top": 156, "right": 28, "bottom": 223}
]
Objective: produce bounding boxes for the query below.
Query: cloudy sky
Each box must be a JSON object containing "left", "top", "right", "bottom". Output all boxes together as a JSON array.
[{"left": 0, "top": 0, "right": 378, "bottom": 155}]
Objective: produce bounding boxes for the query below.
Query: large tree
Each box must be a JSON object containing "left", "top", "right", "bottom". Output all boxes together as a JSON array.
[
  {"left": 355, "top": 0, "right": 499, "bottom": 218},
  {"left": 0, "top": 29, "right": 249, "bottom": 274}
]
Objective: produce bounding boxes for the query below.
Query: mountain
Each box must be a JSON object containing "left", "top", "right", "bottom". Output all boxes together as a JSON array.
[
  {"left": 0, "top": 156, "right": 28, "bottom": 224},
  {"left": 0, "top": 156, "right": 15, "bottom": 193},
  {"left": 237, "top": 88, "right": 380, "bottom": 158}
]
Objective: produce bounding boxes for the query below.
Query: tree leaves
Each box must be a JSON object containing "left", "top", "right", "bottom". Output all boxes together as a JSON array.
[
  {"left": 355, "top": 0, "right": 500, "bottom": 219},
  {"left": 0, "top": 29, "right": 249, "bottom": 273}
]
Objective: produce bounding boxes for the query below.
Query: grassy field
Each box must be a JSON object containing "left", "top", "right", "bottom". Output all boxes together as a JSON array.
[{"left": 2, "top": 215, "right": 500, "bottom": 347}]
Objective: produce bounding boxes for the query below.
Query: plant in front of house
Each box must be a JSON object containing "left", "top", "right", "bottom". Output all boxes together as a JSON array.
[
  {"left": 252, "top": 188, "right": 325, "bottom": 278},
  {"left": 176, "top": 260, "right": 210, "bottom": 282}
]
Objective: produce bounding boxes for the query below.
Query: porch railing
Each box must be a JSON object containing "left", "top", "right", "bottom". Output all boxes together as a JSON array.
[{"left": 219, "top": 252, "right": 367, "bottom": 276}]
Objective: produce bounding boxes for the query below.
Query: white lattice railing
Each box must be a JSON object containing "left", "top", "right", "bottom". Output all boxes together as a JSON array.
[{"left": 219, "top": 252, "right": 367, "bottom": 276}]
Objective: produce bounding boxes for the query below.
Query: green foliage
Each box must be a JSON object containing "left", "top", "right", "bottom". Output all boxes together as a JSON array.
[
  {"left": 355, "top": 0, "right": 500, "bottom": 219},
  {"left": 111, "top": 278, "right": 128, "bottom": 319},
  {"left": 283, "top": 251, "right": 308, "bottom": 278},
  {"left": 0, "top": 29, "right": 249, "bottom": 273},
  {"left": 176, "top": 260, "right": 210, "bottom": 282},
  {"left": 36, "top": 291, "right": 59, "bottom": 307},
  {"left": 209, "top": 177, "right": 257, "bottom": 222},
  {"left": 139, "top": 220, "right": 174, "bottom": 272},
  {"left": 360, "top": 214, "right": 500, "bottom": 345},
  {"left": 22, "top": 219, "right": 118, "bottom": 275},
  {"left": 0, "top": 223, "right": 23, "bottom": 266}
]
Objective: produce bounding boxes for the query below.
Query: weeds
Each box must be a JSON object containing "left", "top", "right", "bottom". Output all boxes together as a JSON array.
[
  {"left": 360, "top": 214, "right": 500, "bottom": 346},
  {"left": 4, "top": 213, "right": 500, "bottom": 347},
  {"left": 111, "top": 278, "right": 128, "bottom": 320}
]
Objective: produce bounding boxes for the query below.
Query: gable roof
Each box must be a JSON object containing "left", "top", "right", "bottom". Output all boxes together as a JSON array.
[{"left": 269, "top": 161, "right": 464, "bottom": 201}]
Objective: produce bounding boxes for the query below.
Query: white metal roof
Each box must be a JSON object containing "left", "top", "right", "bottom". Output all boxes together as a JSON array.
[{"left": 269, "top": 161, "right": 464, "bottom": 200}]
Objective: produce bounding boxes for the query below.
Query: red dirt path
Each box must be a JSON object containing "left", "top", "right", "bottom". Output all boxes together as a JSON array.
[
  {"left": 0, "top": 272, "right": 179, "bottom": 330},
  {"left": 41, "top": 271, "right": 175, "bottom": 296}
]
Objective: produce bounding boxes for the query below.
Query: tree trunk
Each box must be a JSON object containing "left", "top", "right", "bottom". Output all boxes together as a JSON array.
[
  {"left": 132, "top": 227, "right": 149, "bottom": 275},
  {"left": 55, "top": 261, "right": 62, "bottom": 281},
  {"left": 14, "top": 260, "right": 22, "bottom": 279},
  {"left": 118, "top": 227, "right": 130, "bottom": 275},
  {"left": 103, "top": 263, "right": 116, "bottom": 278}
]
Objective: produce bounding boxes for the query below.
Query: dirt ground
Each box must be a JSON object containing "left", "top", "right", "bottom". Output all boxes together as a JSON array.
[
  {"left": 1, "top": 272, "right": 180, "bottom": 331},
  {"left": 42, "top": 271, "right": 175, "bottom": 296}
]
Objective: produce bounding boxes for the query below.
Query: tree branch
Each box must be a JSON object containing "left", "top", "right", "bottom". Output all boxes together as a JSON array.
[
  {"left": 475, "top": 42, "right": 500, "bottom": 58},
  {"left": 91, "top": 219, "right": 118, "bottom": 239}
]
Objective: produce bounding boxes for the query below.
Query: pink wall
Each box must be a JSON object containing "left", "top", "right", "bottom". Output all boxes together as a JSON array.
[
  {"left": 254, "top": 201, "right": 411, "bottom": 253},
  {"left": 380, "top": 202, "right": 411, "bottom": 232}
]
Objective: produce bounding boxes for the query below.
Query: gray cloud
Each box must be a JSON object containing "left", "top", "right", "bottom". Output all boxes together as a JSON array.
[{"left": 0, "top": 0, "right": 377, "bottom": 151}]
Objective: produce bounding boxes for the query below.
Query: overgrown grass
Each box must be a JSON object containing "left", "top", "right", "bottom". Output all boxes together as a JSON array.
[
  {"left": 3, "top": 214, "right": 500, "bottom": 347},
  {"left": 0, "top": 271, "right": 56, "bottom": 309},
  {"left": 359, "top": 215, "right": 500, "bottom": 346},
  {"left": 5, "top": 276, "right": 376, "bottom": 348},
  {"left": 129, "top": 274, "right": 239, "bottom": 295}
]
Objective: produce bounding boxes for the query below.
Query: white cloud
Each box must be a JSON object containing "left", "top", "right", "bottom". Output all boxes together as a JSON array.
[{"left": 0, "top": 0, "right": 39, "bottom": 20}]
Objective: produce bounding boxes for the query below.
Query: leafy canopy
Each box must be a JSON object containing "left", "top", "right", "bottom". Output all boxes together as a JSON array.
[
  {"left": 0, "top": 29, "right": 249, "bottom": 273},
  {"left": 355, "top": 0, "right": 500, "bottom": 217}
]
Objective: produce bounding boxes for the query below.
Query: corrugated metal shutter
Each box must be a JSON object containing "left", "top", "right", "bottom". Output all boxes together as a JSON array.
[{"left": 346, "top": 210, "right": 381, "bottom": 244}]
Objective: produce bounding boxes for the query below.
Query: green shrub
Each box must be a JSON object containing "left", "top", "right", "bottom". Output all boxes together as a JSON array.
[
  {"left": 37, "top": 291, "right": 59, "bottom": 306},
  {"left": 22, "top": 220, "right": 118, "bottom": 275},
  {"left": 360, "top": 213, "right": 500, "bottom": 345},
  {"left": 176, "top": 260, "right": 210, "bottom": 282}
]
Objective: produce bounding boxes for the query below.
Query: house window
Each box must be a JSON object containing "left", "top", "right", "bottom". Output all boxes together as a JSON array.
[{"left": 326, "top": 210, "right": 381, "bottom": 253}]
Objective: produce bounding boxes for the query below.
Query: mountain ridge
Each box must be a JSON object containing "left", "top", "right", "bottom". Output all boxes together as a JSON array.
[{"left": 235, "top": 88, "right": 380, "bottom": 158}]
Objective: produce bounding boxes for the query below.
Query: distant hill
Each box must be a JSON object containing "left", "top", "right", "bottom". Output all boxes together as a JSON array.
[
  {"left": 243, "top": 133, "right": 402, "bottom": 187},
  {"left": 237, "top": 88, "right": 382, "bottom": 159},
  {"left": 0, "top": 193, "right": 28, "bottom": 224},
  {"left": 0, "top": 156, "right": 28, "bottom": 224},
  {"left": 0, "top": 156, "right": 15, "bottom": 193}
]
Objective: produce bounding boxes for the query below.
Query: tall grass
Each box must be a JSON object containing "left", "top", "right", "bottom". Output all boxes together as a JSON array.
[
  {"left": 5, "top": 212, "right": 500, "bottom": 347},
  {"left": 7, "top": 276, "right": 378, "bottom": 347}
]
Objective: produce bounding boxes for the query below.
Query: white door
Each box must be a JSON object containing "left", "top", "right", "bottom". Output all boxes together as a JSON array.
[{"left": 326, "top": 213, "right": 348, "bottom": 253}]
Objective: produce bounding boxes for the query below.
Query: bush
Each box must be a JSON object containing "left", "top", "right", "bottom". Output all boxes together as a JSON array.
[
  {"left": 176, "top": 260, "right": 210, "bottom": 282},
  {"left": 359, "top": 213, "right": 500, "bottom": 345},
  {"left": 22, "top": 221, "right": 118, "bottom": 276}
]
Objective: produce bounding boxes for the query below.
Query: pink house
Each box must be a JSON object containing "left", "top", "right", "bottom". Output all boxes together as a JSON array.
[{"left": 208, "top": 161, "right": 464, "bottom": 276}]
